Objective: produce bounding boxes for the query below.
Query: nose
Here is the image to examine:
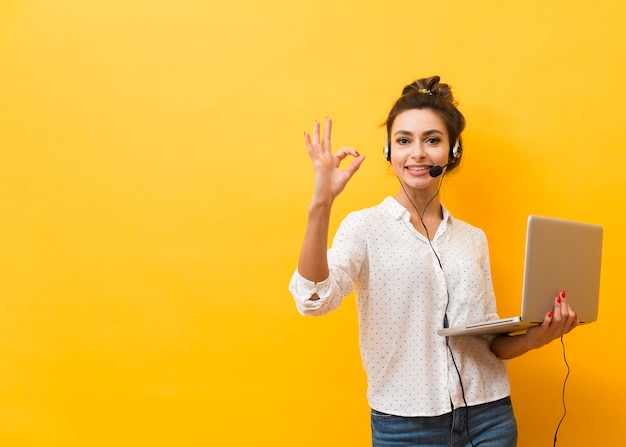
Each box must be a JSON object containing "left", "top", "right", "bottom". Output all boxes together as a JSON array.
[{"left": 409, "top": 143, "right": 426, "bottom": 159}]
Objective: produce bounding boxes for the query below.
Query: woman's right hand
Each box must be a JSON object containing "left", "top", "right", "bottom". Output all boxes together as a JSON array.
[{"left": 304, "top": 117, "right": 365, "bottom": 206}]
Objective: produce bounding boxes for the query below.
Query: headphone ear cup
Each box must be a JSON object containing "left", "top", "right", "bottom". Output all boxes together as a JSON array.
[{"left": 451, "top": 139, "right": 462, "bottom": 161}]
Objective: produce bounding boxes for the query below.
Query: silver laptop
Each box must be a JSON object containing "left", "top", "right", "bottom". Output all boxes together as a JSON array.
[{"left": 438, "top": 215, "right": 603, "bottom": 337}]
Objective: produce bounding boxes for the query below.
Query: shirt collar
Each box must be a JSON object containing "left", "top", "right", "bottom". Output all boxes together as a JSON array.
[{"left": 382, "top": 196, "right": 453, "bottom": 226}]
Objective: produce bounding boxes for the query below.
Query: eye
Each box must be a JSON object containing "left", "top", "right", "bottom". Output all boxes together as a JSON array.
[
  {"left": 396, "top": 137, "right": 411, "bottom": 145},
  {"left": 425, "top": 137, "right": 442, "bottom": 145}
]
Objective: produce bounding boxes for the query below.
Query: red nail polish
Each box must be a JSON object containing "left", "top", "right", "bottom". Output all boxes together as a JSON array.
[
  {"left": 562, "top": 291, "right": 566, "bottom": 299},
  {"left": 557, "top": 296, "right": 561, "bottom": 304},
  {"left": 355, "top": 151, "right": 360, "bottom": 157},
  {"left": 548, "top": 311, "right": 553, "bottom": 318}
]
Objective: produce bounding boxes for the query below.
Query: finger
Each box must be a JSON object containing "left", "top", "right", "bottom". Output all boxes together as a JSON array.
[
  {"left": 305, "top": 121, "right": 322, "bottom": 156},
  {"left": 562, "top": 303, "right": 578, "bottom": 330},
  {"left": 334, "top": 146, "right": 361, "bottom": 162},
  {"left": 556, "top": 292, "right": 576, "bottom": 326},
  {"left": 542, "top": 309, "right": 553, "bottom": 328},
  {"left": 312, "top": 120, "right": 321, "bottom": 145},
  {"left": 552, "top": 291, "right": 566, "bottom": 320},
  {"left": 304, "top": 131, "right": 318, "bottom": 161},
  {"left": 323, "top": 117, "right": 332, "bottom": 148},
  {"left": 553, "top": 291, "right": 579, "bottom": 334}
]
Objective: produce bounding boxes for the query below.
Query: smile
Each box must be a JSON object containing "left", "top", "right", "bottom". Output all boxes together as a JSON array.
[{"left": 406, "top": 166, "right": 429, "bottom": 172}]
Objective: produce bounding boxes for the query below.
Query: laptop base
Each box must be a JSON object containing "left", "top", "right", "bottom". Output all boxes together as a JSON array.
[{"left": 437, "top": 318, "right": 539, "bottom": 337}]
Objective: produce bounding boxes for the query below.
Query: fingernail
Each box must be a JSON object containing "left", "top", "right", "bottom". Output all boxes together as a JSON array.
[
  {"left": 557, "top": 295, "right": 561, "bottom": 303},
  {"left": 560, "top": 290, "right": 566, "bottom": 299},
  {"left": 355, "top": 151, "right": 361, "bottom": 157},
  {"left": 548, "top": 311, "right": 553, "bottom": 318}
]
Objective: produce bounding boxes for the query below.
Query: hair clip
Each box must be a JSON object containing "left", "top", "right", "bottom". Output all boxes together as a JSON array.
[{"left": 417, "top": 88, "right": 433, "bottom": 95}]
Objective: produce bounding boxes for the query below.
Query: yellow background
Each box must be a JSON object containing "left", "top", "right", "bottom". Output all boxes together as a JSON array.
[{"left": 0, "top": 1, "right": 624, "bottom": 445}]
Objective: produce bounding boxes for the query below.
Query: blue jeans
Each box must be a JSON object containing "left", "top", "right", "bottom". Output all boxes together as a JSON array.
[{"left": 371, "top": 397, "right": 517, "bottom": 447}]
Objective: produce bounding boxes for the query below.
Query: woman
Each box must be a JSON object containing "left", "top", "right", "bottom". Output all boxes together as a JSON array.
[{"left": 288, "top": 76, "right": 578, "bottom": 446}]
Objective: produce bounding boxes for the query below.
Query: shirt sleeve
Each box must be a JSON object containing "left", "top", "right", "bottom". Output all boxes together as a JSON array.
[
  {"left": 287, "top": 270, "right": 336, "bottom": 315},
  {"left": 480, "top": 233, "right": 500, "bottom": 322},
  {"left": 288, "top": 210, "right": 368, "bottom": 316}
]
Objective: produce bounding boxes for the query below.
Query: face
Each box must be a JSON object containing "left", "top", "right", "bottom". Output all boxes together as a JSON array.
[{"left": 389, "top": 108, "right": 450, "bottom": 190}]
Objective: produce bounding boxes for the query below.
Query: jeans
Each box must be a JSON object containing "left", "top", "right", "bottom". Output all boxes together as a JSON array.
[{"left": 371, "top": 397, "right": 517, "bottom": 447}]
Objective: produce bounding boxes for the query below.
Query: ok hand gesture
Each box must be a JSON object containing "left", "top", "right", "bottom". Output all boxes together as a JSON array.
[{"left": 304, "top": 117, "right": 365, "bottom": 206}]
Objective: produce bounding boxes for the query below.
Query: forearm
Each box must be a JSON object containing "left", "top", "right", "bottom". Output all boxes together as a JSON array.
[
  {"left": 490, "top": 334, "right": 535, "bottom": 360},
  {"left": 297, "top": 202, "right": 333, "bottom": 283}
]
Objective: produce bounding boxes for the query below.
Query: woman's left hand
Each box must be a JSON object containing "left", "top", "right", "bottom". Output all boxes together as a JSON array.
[{"left": 524, "top": 291, "right": 579, "bottom": 349}]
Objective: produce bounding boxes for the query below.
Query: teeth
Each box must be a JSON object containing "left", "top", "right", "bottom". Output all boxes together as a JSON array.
[{"left": 407, "top": 167, "right": 428, "bottom": 171}]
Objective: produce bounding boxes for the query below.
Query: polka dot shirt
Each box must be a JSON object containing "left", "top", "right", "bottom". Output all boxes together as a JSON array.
[{"left": 289, "top": 197, "right": 511, "bottom": 417}]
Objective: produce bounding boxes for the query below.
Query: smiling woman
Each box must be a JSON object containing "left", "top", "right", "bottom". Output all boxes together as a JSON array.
[{"left": 289, "top": 76, "right": 578, "bottom": 447}]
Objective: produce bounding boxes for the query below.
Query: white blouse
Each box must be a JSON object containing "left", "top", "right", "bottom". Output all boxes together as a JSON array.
[{"left": 289, "top": 196, "right": 510, "bottom": 417}]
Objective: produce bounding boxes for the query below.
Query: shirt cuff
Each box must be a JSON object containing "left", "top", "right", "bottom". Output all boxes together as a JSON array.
[{"left": 289, "top": 270, "right": 332, "bottom": 312}]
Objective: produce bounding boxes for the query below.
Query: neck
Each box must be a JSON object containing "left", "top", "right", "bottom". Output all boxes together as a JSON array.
[{"left": 394, "top": 182, "right": 443, "bottom": 221}]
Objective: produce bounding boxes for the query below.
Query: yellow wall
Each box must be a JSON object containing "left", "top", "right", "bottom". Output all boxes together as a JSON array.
[{"left": 0, "top": 1, "right": 624, "bottom": 445}]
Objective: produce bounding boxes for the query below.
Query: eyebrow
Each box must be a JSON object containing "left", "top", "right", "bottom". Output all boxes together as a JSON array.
[{"left": 392, "top": 129, "right": 445, "bottom": 137}]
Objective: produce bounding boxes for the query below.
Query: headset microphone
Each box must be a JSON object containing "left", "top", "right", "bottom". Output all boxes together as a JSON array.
[
  {"left": 429, "top": 140, "right": 462, "bottom": 177},
  {"left": 429, "top": 164, "right": 448, "bottom": 178}
]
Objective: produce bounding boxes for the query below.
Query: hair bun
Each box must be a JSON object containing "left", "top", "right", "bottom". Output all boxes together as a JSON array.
[{"left": 402, "top": 75, "right": 456, "bottom": 105}]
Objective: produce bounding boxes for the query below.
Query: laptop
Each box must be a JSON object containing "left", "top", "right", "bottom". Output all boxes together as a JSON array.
[{"left": 437, "top": 215, "right": 603, "bottom": 337}]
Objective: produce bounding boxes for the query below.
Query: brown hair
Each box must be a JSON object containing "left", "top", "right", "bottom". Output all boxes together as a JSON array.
[{"left": 385, "top": 76, "right": 466, "bottom": 171}]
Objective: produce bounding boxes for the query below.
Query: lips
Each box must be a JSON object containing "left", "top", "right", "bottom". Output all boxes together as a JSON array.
[{"left": 405, "top": 165, "right": 432, "bottom": 173}]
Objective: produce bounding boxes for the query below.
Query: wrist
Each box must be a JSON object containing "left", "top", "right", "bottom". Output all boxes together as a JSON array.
[
  {"left": 308, "top": 199, "right": 334, "bottom": 215},
  {"left": 520, "top": 330, "right": 544, "bottom": 352}
]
